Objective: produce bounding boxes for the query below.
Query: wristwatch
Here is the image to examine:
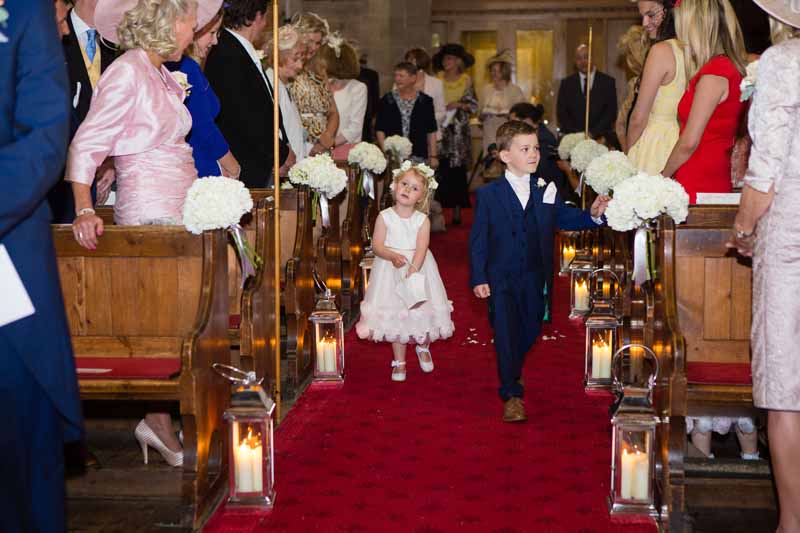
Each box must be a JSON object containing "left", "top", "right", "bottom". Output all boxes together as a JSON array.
[
  {"left": 76, "top": 207, "right": 96, "bottom": 217},
  {"left": 734, "top": 225, "right": 754, "bottom": 239}
]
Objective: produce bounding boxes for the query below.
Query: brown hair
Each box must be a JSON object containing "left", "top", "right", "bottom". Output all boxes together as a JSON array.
[
  {"left": 495, "top": 120, "right": 537, "bottom": 152},
  {"left": 394, "top": 61, "right": 419, "bottom": 76},
  {"left": 405, "top": 48, "right": 433, "bottom": 74},
  {"left": 318, "top": 40, "right": 359, "bottom": 79},
  {"left": 489, "top": 61, "right": 512, "bottom": 82}
]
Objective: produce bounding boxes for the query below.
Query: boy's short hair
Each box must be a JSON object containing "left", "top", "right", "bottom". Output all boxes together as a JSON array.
[
  {"left": 394, "top": 61, "right": 419, "bottom": 76},
  {"left": 495, "top": 120, "right": 537, "bottom": 152}
]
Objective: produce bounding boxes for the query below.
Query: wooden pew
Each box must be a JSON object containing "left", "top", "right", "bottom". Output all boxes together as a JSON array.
[
  {"left": 339, "top": 165, "right": 368, "bottom": 321},
  {"left": 651, "top": 207, "right": 773, "bottom": 531},
  {"left": 54, "top": 226, "right": 230, "bottom": 531}
]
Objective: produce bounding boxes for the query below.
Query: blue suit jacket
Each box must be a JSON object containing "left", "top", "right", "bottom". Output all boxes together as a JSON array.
[
  {"left": 0, "top": 0, "right": 83, "bottom": 441},
  {"left": 470, "top": 175, "right": 598, "bottom": 291}
]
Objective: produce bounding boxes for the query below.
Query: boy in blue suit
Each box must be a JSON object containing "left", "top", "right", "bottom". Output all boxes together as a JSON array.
[{"left": 470, "top": 121, "right": 609, "bottom": 422}]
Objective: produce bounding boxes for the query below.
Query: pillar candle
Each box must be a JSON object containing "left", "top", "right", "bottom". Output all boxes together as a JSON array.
[
  {"left": 317, "top": 338, "right": 336, "bottom": 373},
  {"left": 574, "top": 279, "right": 590, "bottom": 310},
  {"left": 591, "top": 337, "right": 612, "bottom": 379},
  {"left": 236, "top": 440, "right": 254, "bottom": 493},
  {"left": 632, "top": 451, "right": 649, "bottom": 500},
  {"left": 620, "top": 448, "right": 635, "bottom": 499},
  {"left": 251, "top": 441, "right": 263, "bottom": 493},
  {"left": 562, "top": 245, "right": 575, "bottom": 270}
]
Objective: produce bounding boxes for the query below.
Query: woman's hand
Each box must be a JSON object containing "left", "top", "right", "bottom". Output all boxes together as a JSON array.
[
  {"left": 73, "top": 214, "right": 104, "bottom": 250},
  {"left": 318, "top": 131, "right": 335, "bottom": 151},
  {"left": 726, "top": 227, "right": 756, "bottom": 257},
  {"left": 391, "top": 253, "right": 407, "bottom": 268},
  {"left": 427, "top": 156, "right": 439, "bottom": 170},
  {"left": 405, "top": 263, "right": 419, "bottom": 278},
  {"left": 446, "top": 102, "right": 461, "bottom": 111}
]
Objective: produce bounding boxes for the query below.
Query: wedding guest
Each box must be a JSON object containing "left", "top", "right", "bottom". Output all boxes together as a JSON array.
[
  {"left": 615, "top": 25, "right": 648, "bottom": 152},
  {"left": 727, "top": 5, "right": 800, "bottom": 530},
  {"left": 556, "top": 44, "right": 618, "bottom": 135},
  {"left": 661, "top": 0, "right": 747, "bottom": 203},
  {"left": 509, "top": 103, "right": 564, "bottom": 188},
  {"left": 55, "top": 0, "right": 70, "bottom": 37},
  {"left": 168, "top": 0, "right": 242, "bottom": 178},
  {"left": 358, "top": 52, "right": 381, "bottom": 142},
  {"left": 67, "top": 0, "right": 200, "bottom": 466},
  {"left": 434, "top": 43, "right": 478, "bottom": 225},
  {"left": 375, "top": 62, "right": 438, "bottom": 164},
  {"left": 323, "top": 36, "right": 367, "bottom": 161},
  {"left": 206, "top": 0, "right": 290, "bottom": 187},
  {"left": 289, "top": 12, "right": 340, "bottom": 156},
  {"left": 404, "top": 47, "right": 446, "bottom": 137},
  {"left": 627, "top": 0, "right": 686, "bottom": 175},
  {"left": 479, "top": 49, "right": 525, "bottom": 153},
  {"left": 0, "top": 2, "right": 82, "bottom": 529},
  {"left": 48, "top": 0, "right": 118, "bottom": 222},
  {"left": 265, "top": 25, "right": 309, "bottom": 163}
]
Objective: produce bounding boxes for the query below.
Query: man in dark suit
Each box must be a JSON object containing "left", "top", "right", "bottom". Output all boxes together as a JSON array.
[
  {"left": 556, "top": 44, "right": 618, "bottom": 135},
  {"left": 48, "top": 0, "right": 116, "bottom": 223},
  {"left": 205, "top": 0, "right": 290, "bottom": 188},
  {"left": 358, "top": 54, "right": 381, "bottom": 142},
  {"left": 0, "top": 2, "right": 83, "bottom": 530}
]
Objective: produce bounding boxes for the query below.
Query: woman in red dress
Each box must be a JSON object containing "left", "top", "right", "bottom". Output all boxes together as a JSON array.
[{"left": 661, "top": 0, "right": 748, "bottom": 203}]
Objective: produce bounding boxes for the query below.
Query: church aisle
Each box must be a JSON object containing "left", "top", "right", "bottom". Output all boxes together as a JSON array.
[{"left": 206, "top": 211, "right": 656, "bottom": 533}]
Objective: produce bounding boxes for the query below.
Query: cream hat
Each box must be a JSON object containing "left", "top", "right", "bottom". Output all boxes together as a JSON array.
[{"left": 753, "top": 0, "right": 800, "bottom": 28}]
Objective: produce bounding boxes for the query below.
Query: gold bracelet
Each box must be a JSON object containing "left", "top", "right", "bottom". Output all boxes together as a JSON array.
[{"left": 76, "top": 207, "right": 96, "bottom": 217}]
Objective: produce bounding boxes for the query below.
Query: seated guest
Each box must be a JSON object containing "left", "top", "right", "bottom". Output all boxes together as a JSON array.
[
  {"left": 323, "top": 36, "right": 368, "bottom": 161},
  {"left": 205, "top": 0, "right": 290, "bottom": 187},
  {"left": 67, "top": 0, "right": 200, "bottom": 466},
  {"left": 479, "top": 49, "right": 526, "bottom": 153},
  {"left": 662, "top": 0, "right": 747, "bottom": 203},
  {"left": 265, "top": 25, "right": 309, "bottom": 164},
  {"left": 168, "top": 0, "right": 242, "bottom": 179},
  {"left": 375, "top": 62, "right": 439, "bottom": 165},
  {"left": 404, "top": 48, "right": 446, "bottom": 137},
  {"left": 687, "top": 416, "right": 759, "bottom": 459}
]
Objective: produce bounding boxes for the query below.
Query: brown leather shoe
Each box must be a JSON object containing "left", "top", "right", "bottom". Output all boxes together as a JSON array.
[{"left": 503, "top": 397, "right": 527, "bottom": 423}]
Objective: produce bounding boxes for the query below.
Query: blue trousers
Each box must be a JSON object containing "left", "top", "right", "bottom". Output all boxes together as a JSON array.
[
  {"left": 489, "top": 274, "right": 544, "bottom": 401},
  {"left": 0, "top": 338, "right": 66, "bottom": 533}
]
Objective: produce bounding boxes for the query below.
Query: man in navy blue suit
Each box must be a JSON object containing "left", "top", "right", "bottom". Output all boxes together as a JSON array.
[
  {"left": 469, "top": 121, "right": 609, "bottom": 422},
  {"left": 0, "top": 1, "right": 83, "bottom": 530}
]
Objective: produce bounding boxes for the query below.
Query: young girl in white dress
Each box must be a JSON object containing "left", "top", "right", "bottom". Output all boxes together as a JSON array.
[{"left": 356, "top": 161, "right": 454, "bottom": 381}]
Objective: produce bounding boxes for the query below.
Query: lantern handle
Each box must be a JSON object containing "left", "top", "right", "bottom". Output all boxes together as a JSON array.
[
  {"left": 212, "top": 363, "right": 263, "bottom": 386},
  {"left": 610, "top": 343, "right": 659, "bottom": 390},
  {"left": 589, "top": 267, "right": 622, "bottom": 298}
]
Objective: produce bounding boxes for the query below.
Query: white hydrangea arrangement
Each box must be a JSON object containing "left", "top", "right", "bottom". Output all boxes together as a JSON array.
[
  {"left": 583, "top": 151, "right": 636, "bottom": 194},
  {"left": 557, "top": 132, "right": 585, "bottom": 160},
  {"left": 383, "top": 135, "right": 413, "bottom": 161},
  {"left": 348, "top": 142, "right": 387, "bottom": 174},
  {"left": 740, "top": 60, "right": 758, "bottom": 102},
  {"left": 182, "top": 176, "right": 253, "bottom": 234},
  {"left": 604, "top": 172, "right": 689, "bottom": 231},
  {"left": 390, "top": 160, "right": 438, "bottom": 191},
  {"left": 570, "top": 139, "right": 609, "bottom": 173},
  {"left": 288, "top": 153, "right": 348, "bottom": 199}
]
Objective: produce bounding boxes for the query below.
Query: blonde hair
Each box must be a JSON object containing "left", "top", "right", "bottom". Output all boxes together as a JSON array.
[
  {"left": 291, "top": 12, "right": 329, "bottom": 39},
  {"left": 674, "top": 0, "right": 747, "bottom": 79},
  {"left": 117, "top": 0, "right": 198, "bottom": 57},
  {"left": 393, "top": 168, "right": 431, "bottom": 213},
  {"left": 264, "top": 25, "right": 300, "bottom": 67},
  {"left": 617, "top": 25, "right": 649, "bottom": 77},
  {"left": 318, "top": 39, "right": 359, "bottom": 79},
  {"left": 770, "top": 16, "right": 800, "bottom": 44}
]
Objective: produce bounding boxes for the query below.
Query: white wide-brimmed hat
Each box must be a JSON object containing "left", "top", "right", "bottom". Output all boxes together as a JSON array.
[
  {"left": 95, "top": 0, "right": 223, "bottom": 45},
  {"left": 753, "top": 0, "right": 800, "bottom": 28}
]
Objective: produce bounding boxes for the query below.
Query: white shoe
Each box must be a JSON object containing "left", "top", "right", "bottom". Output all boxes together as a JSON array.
[
  {"left": 134, "top": 420, "right": 184, "bottom": 467},
  {"left": 391, "top": 360, "right": 407, "bottom": 382},
  {"left": 415, "top": 345, "right": 434, "bottom": 373}
]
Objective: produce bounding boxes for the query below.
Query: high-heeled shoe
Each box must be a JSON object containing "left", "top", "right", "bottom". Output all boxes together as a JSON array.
[
  {"left": 415, "top": 345, "right": 434, "bottom": 373},
  {"left": 134, "top": 420, "right": 184, "bottom": 467}
]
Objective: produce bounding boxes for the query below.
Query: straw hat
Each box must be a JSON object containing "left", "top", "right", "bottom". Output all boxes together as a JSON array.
[
  {"left": 486, "top": 49, "right": 513, "bottom": 69},
  {"left": 432, "top": 43, "right": 475, "bottom": 71},
  {"left": 752, "top": 0, "right": 800, "bottom": 28},
  {"left": 95, "top": 0, "right": 223, "bottom": 45}
]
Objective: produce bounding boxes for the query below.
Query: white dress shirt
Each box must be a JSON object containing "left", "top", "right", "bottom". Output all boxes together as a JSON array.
[
  {"left": 332, "top": 79, "right": 367, "bottom": 144},
  {"left": 70, "top": 10, "right": 92, "bottom": 52},
  {"left": 505, "top": 169, "right": 531, "bottom": 209},
  {"left": 266, "top": 69, "right": 307, "bottom": 161},
  {"left": 579, "top": 69, "right": 596, "bottom": 94}
]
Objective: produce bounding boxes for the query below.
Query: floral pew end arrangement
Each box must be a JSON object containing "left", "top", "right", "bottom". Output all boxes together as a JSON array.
[
  {"left": 383, "top": 135, "right": 413, "bottom": 164},
  {"left": 183, "top": 176, "right": 260, "bottom": 282},
  {"left": 570, "top": 138, "right": 609, "bottom": 174},
  {"left": 605, "top": 172, "right": 689, "bottom": 285},
  {"left": 287, "top": 153, "right": 348, "bottom": 227},
  {"left": 583, "top": 151, "right": 636, "bottom": 195},
  {"left": 557, "top": 132, "right": 586, "bottom": 161},
  {"left": 348, "top": 141, "right": 388, "bottom": 200}
]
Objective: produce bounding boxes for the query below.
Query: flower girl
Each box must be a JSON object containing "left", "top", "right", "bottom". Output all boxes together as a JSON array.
[{"left": 356, "top": 161, "right": 454, "bottom": 381}]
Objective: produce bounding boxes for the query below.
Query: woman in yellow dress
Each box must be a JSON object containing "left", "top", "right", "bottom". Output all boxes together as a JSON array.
[{"left": 627, "top": 0, "right": 686, "bottom": 174}]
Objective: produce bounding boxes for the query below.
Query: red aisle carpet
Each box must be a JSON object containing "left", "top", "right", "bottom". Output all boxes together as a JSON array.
[{"left": 206, "top": 209, "right": 657, "bottom": 533}]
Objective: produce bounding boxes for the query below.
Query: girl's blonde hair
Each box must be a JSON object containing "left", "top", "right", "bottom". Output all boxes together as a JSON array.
[
  {"left": 617, "top": 25, "right": 649, "bottom": 77},
  {"left": 770, "top": 16, "right": 800, "bottom": 44},
  {"left": 393, "top": 168, "right": 432, "bottom": 213},
  {"left": 674, "top": 0, "right": 747, "bottom": 79},
  {"left": 117, "top": 0, "right": 198, "bottom": 57}
]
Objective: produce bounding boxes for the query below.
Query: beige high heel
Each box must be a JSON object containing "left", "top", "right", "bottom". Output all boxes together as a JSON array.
[{"left": 134, "top": 420, "right": 183, "bottom": 467}]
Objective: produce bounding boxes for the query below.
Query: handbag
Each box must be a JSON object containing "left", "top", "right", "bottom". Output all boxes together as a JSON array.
[{"left": 394, "top": 266, "right": 428, "bottom": 309}]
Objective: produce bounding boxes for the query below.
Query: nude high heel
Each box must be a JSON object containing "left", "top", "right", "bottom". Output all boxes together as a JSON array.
[{"left": 134, "top": 420, "right": 184, "bottom": 467}]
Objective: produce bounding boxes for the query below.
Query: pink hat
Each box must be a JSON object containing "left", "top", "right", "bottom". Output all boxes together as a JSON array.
[{"left": 95, "top": 0, "right": 223, "bottom": 45}]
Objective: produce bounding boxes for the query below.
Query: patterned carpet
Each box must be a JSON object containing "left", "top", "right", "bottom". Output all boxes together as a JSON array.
[{"left": 205, "top": 209, "right": 657, "bottom": 533}]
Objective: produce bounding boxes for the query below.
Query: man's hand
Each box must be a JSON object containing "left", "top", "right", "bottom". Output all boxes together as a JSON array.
[
  {"left": 590, "top": 194, "right": 611, "bottom": 218},
  {"left": 473, "top": 284, "right": 491, "bottom": 298}
]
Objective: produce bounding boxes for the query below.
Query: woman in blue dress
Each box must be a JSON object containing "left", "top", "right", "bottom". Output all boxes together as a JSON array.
[{"left": 168, "top": 1, "right": 241, "bottom": 178}]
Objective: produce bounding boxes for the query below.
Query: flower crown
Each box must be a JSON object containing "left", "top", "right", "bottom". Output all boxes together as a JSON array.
[
  {"left": 391, "top": 160, "right": 439, "bottom": 190},
  {"left": 326, "top": 32, "right": 344, "bottom": 58}
]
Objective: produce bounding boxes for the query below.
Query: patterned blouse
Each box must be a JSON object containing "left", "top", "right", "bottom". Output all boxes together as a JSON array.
[
  {"left": 392, "top": 89, "right": 418, "bottom": 138},
  {"left": 288, "top": 70, "right": 332, "bottom": 142}
]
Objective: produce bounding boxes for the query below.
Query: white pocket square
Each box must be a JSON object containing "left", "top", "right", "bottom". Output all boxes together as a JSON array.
[
  {"left": 543, "top": 182, "right": 557, "bottom": 204},
  {"left": 73, "top": 82, "right": 82, "bottom": 109}
]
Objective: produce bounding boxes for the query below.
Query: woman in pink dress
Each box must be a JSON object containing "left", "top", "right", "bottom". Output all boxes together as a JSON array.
[
  {"left": 661, "top": 0, "right": 748, "bottom": 203},
  {"left": 66, "top": 0, "right": 221, "bottom": 468}
]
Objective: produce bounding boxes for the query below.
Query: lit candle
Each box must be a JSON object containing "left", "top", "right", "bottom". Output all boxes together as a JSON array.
[
  {"left": 632, "top": 450, "right": 649, "bottom": 500},
  {"left": 250, "top": 437, "right": 263, "bottom": 493},
  {"left": 317, "top": 337, "right": 337, "bottom": 373},
  {"left": 562, "top": 245, "right": 575, "bottom": 270},
  {"left": 236, "top": 439, "right": 254, "bottom": 492},
  {"left": 574, "top": 279, "right": 590, "bottom": 311},
  {"left": 591, "top": 336, "right": 612, "bottom": 379},
  {"left": 620, "top": 448, "right": 635, "bottom": 499}
]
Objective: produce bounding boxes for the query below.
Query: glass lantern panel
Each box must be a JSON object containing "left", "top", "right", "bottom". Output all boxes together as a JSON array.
[
  {"left": 230, "top": 418, "right": 271, "bottom": 497},
  {"left": 571, "top": 271, "right": 591, "bottom": 312},
  {"left": 561, "top": 241, "right": 576, "bottom": 272},
  {"left": 588, "top": 328, "right": 613, "bottom": 380},
  {"left": 615, "top": 427, "right": 652, "bottom": 502}
]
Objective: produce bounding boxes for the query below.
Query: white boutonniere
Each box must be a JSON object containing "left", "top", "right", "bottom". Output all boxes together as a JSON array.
[
  {"left": 170, "top": 70, "right": 192, "bottom": 97},
  {"left": 0, "top": 0, "right": 9, "bottom": 28},
  {"left": 740, "top": 60, "right": 758, "bottom": 102},
  {"left": 537, "top": 178, "right": 547, "bottom": 188},
  {"left": 255, "top": 50, "right": 265, "bottom": 63}
]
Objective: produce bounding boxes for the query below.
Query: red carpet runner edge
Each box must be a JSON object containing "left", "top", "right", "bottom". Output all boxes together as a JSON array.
[{"left": 205, "top": 208, "right": 657, "bottom": 533}]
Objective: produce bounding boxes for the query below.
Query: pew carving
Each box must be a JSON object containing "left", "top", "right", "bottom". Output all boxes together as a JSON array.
[
  {"left": 54, "top": 226, "right": 230, "bottom": 530},
  {"left": 340, "top": 166, "right": 367, "bottom": 321}
]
